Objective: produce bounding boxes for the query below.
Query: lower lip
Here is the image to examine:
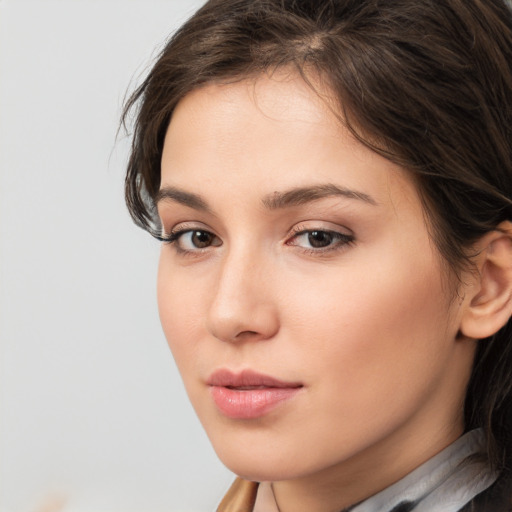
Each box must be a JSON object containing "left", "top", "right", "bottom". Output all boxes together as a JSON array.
[{"left": 209, "top": 386, "right": 301, "bottom": 419}]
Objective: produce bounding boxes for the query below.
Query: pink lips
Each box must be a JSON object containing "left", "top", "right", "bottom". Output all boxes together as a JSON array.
[{"left": 208, "top": 369, "right": 303, "bottom": 419}]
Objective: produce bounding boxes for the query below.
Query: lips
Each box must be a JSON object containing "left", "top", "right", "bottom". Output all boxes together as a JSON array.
[{"left": 207, "top": 369, "right": 303, "bottom": 419}]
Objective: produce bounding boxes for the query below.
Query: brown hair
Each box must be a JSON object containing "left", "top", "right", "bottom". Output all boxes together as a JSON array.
[{"left": 123, "top": 0, "right": 512, "bottom": 470}]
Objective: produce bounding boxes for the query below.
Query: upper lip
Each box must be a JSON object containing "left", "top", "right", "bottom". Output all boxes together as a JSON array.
[{"left": 207, "top": 369, "right": 303, "bottom": 389}]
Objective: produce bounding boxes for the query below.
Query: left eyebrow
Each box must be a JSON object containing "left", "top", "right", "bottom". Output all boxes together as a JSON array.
[{"left": 262, "top": 184, "right": 378, "bottom": 209}]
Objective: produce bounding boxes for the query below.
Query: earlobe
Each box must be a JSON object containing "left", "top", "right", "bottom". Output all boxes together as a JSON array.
[{"left": 460, "top": 221, "right": 512, "bottom": 340}]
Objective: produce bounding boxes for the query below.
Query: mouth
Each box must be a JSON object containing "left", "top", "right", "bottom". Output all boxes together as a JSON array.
[
  {"left": 207, "top": 368, "right": 303, "bottom": 388},
  {"left": 226, "top": 385, "right": 273, "bottom": 390},
  {"left": 207, "top": 369, "right": 303, "bottom": 419}
]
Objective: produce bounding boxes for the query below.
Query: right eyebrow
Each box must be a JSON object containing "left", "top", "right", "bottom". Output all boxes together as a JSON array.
[{"left": 155, "top": 186, "right": 212, "bottom": 213}]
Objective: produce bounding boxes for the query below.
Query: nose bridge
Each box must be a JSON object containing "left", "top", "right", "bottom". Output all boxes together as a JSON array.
[{"left": 206, "top": 241, "right": 278, "bottom": 342}]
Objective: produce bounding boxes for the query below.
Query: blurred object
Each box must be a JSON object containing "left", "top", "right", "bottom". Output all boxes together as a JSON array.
[{"left": 33, "top": 494, "right": 67, "bottom": 512}]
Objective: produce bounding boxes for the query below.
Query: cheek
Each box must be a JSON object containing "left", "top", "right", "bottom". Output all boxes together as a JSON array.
[
  {"left": 157, "top": 257, "right": 206, "bottom": 367},
  {"left": 284, "top": 243, "right": 453, "bottom": 401},
  {"left": 265, "top": 249, "right": 457, "bottom": 464}
]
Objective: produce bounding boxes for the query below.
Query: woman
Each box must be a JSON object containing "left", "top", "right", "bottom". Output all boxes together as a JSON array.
[{"left": 122, "top": 0, "right": 512, "bottom": 510}]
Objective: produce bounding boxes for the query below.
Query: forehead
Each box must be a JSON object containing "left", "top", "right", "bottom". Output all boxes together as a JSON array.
[
  {"left": 172, "top": 69, "right": 338, "bottom": 127},
  {"left": 161, "top": 71, "right": 419, "bottom": 215}
]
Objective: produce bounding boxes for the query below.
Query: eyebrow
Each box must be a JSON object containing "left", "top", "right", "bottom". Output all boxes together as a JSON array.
[
  {"left": 261, "top": 183, "right": 378, "bottom": 209},
  {"left": 155, "top": 187, "right": 212, "bottom": 213},
  {"left": 155, "top": 183, "right": 377, "bottom": 212}
]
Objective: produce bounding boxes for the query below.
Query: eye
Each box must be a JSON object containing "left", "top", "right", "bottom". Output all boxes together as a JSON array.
[
  {"left": 302, "top": 231, "right": 335, "bottom": 248},
  {"left": 180, "top": 230, "right": 219, "bottom": 249},
  {"left": 288, "top": 229, "right": 354, "bottom": 251},
  {"left": 160, "top": 228, "right": 222, "bottom": 252}
]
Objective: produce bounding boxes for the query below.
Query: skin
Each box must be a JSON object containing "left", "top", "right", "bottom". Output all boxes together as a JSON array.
[{"left": 156, "top": 71, "right": 478, "bottom": 512}]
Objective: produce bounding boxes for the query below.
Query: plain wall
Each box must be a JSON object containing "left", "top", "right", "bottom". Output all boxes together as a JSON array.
[{"left": 0, "top": 1, "right": 233, "bottom": 511}]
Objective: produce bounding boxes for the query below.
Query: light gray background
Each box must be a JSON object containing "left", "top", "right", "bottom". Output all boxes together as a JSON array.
[{"left": 0, "top": 1, "right": 233, "bottom": 511}]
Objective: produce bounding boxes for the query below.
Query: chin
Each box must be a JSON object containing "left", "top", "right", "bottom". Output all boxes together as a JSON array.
[
  {"left": 222, "top": 459, "right": 295, "bottom": 483},
  {"left": 210, "top": 435, "right": 318, "bottom": 483},
  {"left": 213, "top": 444, "right": 274, "bottom": 481}
]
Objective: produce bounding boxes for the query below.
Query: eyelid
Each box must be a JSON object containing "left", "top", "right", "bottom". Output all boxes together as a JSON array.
[
  {"left": 157, "top": 221, "right": 212, "bottom": 242},
  {"left": 287, "top": 221, "right": 353, "bottom": 238},
  {"left": 285, "top": 222, "right": 355, "bottom": 253},
  {"left": 157, "top": 223, "right": 222, "bottom": 259}
]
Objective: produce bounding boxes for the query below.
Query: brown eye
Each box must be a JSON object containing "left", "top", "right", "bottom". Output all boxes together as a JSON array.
[
  {"left": 171, "top": 229, "right": 221, "bottom": 251},
  {"left": 288, "top": 229, "right": 355, "bottom": 253},
  {"left": 307, "top": 231, "right": 334, "bottom": 248},
  {"left": 191, "top": 230, "right": 215, "bottom": 248}
]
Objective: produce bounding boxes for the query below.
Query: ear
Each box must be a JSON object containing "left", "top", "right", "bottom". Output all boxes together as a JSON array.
[{"left": 460, "top": 221, "right": 512, "bottom": 340}]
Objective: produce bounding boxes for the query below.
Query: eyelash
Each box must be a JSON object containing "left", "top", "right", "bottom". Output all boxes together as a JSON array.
[
  {"left": 157, "top": 225, "right": 355, "bottom": 255},
  {"left": 286, "top": 226, "right": 355, "bottom": 255},
  {"left": 156, "top": 228, "right": 219, "bottom": 254}
]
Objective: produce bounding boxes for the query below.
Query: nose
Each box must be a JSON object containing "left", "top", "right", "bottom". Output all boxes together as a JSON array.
[{"left": 205, "top": 248, "right": 280, "bottom": 343}]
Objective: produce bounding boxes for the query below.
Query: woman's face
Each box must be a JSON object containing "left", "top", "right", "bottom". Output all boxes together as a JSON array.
[{"left": 156, "top": 72, "right": 476, "bottom": 485}]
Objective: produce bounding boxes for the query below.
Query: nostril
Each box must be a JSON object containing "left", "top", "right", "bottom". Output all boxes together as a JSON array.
[
  {"left": 233, "top": 329, "right": 271, "bottom": 342},
  {"left": 206, "top": 284, "right": 280, "bottom": 342}
]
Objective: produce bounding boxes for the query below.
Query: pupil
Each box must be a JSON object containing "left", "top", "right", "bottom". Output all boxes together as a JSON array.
[
  {"left": 308, "top": 231, "right": 332, "bottom": 248},
  {"left": 192, "top": 231, "right": 212, "bottom": 248}
]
